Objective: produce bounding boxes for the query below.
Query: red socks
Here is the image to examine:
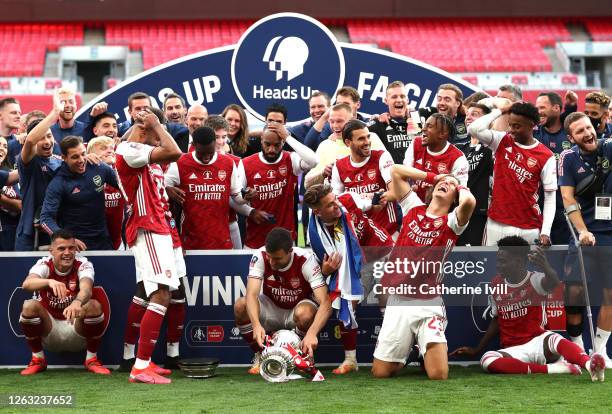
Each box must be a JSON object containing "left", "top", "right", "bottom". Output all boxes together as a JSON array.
[
  {"left": 237, "top": 322, "right": 262, "bottom": 353},
  {"left": 82, "top": 313, "right": 106, "bottom": 353},
  {"left": 339, "top": 323, "right": 357, "bottom": 351},
  {"left": 166, "top": 300, "right": 186, "bottom": 345},
  {"left": 20, "top": 315, "right": 43, "bottom": 354},
  {"left": 553, "top": 337, "right": 590, "bottom": 368},
  {"left": 123, "top": 297, "right": 148, "bottom": 346},
  {"left": 487, "top": 357, "right": 548, "bottom": 374},
  {"left": 136, "top": 303, "right": 167, "bottom": 361}
]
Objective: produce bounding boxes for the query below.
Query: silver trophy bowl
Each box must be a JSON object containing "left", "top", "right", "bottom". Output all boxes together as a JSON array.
[
  {"left": 260, "top": 330, "right": 301, "bottom": 383},
  {"left": 178, "top": 357, "right": 220, "bottom": 378}
]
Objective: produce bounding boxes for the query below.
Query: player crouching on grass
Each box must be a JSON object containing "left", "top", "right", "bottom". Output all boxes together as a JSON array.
[
  {"left": 19, "top": 230, "right": 110, "bottom": 376},
  {"left": 234, "top": 228, "right": 332, "bottom": 374},
  {"left": 371, "top": 165, "right": 476, "bottom": 380},
  {"left": 451, "top": 236, "right": 606, "bottom": 382}
]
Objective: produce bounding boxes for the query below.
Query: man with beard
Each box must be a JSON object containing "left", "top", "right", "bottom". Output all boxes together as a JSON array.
[
  {"left": 583, "top": 91, "right": 612, "bottom": 139},
  {"left": 469, "top": 99, "right": 557, "bottom": 247},
  {"left": 304, "top": 87, "right": 369, "bottom": 150},
  {"left": 367, "top": 81, "right": 417, "bottom": 164},
  {"left": 50, "top": 88, "right": 88, "bottom": 146},
  {"left": 304, "top": 103, "right": 385, "bottom": 188},
  {"left": 559, "top": 112, "right": 612, "bottom": 366},
  {"left": 163, "top": 93, "right": 187, "bottom": 126},
  {"left": 86, "top": 136, "right": 124, "bottom": 250},
  {"left": 403, "top": 113, "right": 468, "bottom": 202},
  {"left": 418, "top": 84, "right": 468, "bottom": 145},
  {"left": 240, "top": 127, "right": 318, "bottom": 248},
  {"left": 15, "top": 93, "right": 64, "bottom": 251},
  {"left": 40, "top": 136, "right": 119, "bottom": 251},
  {"left": 289, "top": 91, "right": 331, "bottom": 144},
  {"left": 535, "top": 92, "right": 572, "bottom": 244},
  {"left": 456, "top": 103, "right": 493, "bottom": 246}
]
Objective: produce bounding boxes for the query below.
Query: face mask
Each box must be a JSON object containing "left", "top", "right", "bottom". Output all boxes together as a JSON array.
[{"left": 589, "top": 116, "right": 601, "bottom": 130}]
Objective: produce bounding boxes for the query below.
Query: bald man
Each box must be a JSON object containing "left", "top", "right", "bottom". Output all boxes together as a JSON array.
[{"left": 187, "top": 105, "right": 208, "bottom": 139}]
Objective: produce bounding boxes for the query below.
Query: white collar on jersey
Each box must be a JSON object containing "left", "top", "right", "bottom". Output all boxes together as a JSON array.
[
  {"left": 349, "top": 154, "right": 371, "bottom": 167},
  {"left": 191, "top": 151, "right": 217, "bottom": 166},
  {"left": 258, "top": 152, "right": 283, "bottom": 165},
  {"left": 426, "top": 141, "right": 450, "bottom": 156},
  {"left": 504, "top": 270, "right": 533, "bottom": 288},
  {"left": 515, "top": 139, "right": 540, "bottom": 150},
  {"left": 277, "top": 252, "right": 295, "bottom": 272}
]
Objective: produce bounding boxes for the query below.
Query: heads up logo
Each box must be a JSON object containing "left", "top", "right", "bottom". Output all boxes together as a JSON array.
[{"left": 231, "top": 13, "right": 345, "bottom": 122}]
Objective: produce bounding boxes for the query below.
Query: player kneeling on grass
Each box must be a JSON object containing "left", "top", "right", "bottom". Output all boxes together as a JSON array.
[
  {"left": 451, "top": 236, "right": 606, "bottom": 382},
  {"left": 19, "top": 230, "right": 110, "bottom": 376},
  {"left": 371, "top": 165, "right": 476, "bottom": 380},
  {"left": 234, "top": 228, "right": 332, "bottom": 374}
]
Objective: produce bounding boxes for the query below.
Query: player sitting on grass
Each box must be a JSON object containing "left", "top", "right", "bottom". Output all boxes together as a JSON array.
[
  {"left": 19, "top": 230, "right": 110, "bottom": 376},
  {"left": 451, "top": 236, "right": 606, "bottom": 382},
  {"left": 234, "top": 228, "right": 332, "bottom": 374}
]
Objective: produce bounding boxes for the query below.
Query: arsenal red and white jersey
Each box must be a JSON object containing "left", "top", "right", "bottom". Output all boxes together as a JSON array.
[
  {"left": 404, "top": 137, "right": 469, "bottom": 201},
  {"left": 248, "top": 247, "right": 326, "bottom": 309},
  {"left": 382, "top": 191, "right": 467, "bottom": 299},
  {"left": 332, "top": 150, "right": 398, "bottom": 235},
  {"left": 115, "top": 142, "right": 171, "bottom": 246},
  {"left": 29, "top": 255, "right": 94, "bottom": 320},
  {"left": 241, "top": 151, "right": 301, "bottom": 249},
  {"left": 225, "top": 152, "right": 242, "bottom": 224},
  {"left": 488, "top": 134, "right": 556, "bottom": 229},
  {"left": 104, "top": 184, "right": 125, "bottom": 250},
  {"left": 165, "top": 152, "right": 241, "bottom": 250},
  {"left": 337, "top": 192, "right": 393, "bottom": 251},
  {"left": 490, "top": 271, "right": 548, "bottom": 348}
]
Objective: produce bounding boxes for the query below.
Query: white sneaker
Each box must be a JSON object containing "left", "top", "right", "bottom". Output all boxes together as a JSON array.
[
  {"left": 547, "top": 361, "right": 581, "bottom": 375},
  {"left": 603, "top": 355, "right": 612, "bottom": 369},
  {"left": 587, "top": 353, "right": 605, "bottom": 382}
]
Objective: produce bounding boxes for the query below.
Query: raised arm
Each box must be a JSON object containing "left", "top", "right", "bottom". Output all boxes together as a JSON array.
[
  {"left": 21, "top": 92, "right": 62, "bottom": 165},
  {"left": 136, "top": 110, "right": 182, "bottom": 164},
  {"left": 389, "top": 164, "right": 428, "bottom": 202}
]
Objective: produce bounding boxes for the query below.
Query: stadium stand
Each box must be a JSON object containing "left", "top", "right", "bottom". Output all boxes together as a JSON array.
[
  {"left": 0, "top": 24, "right": 84, "bottom": 77},
  {"left": 105, "top": 21, "right": 252, "bottom": 69},
  {"left": 583, "top": 18, "right": 612, "bottom": 41},
  {"left": 346, "top": 18, "right": 572, "bottom": 72}
]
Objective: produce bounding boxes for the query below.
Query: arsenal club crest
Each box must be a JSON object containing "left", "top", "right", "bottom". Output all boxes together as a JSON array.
[
  {"left": 433, "top": 218, "right": 443, "bottom": 228},
  {"left": 290, "top": 277, "right": 301, "bottom": 289},
  {"left": 367, "top": 168, "right": 376, "bottom": 180},
  {"left": 165, "top": 270, "right": 172, "bottom": 278},
  {"left": 93, "top": 175, "right": 102, "bottom": 187},
  {"left": 527, "top": 158, "right": 537, "bottom": 168},
  {"left": 218, "top": 169, "right": 227, "bottom": 181},
  {"left": 279, "top": 165, "right": 288, "bottom": 176},
  {"left": 437, "top": 163, "right": 448, "bottom": 174},
  {"left": 68, "top": 280, "right": 77, "bottom": 291}
]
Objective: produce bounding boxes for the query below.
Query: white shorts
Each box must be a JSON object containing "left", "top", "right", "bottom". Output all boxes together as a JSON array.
[
  {"left": 258, "top": 294, "right": 318, "bottom": 332},
  {"left": 484, "top": 218, "right": 540, "bottom": 247},
  {"left": 132, "top": 230, "right": 180, "bottom": 297},
  {"left": 374, "top": 295, "right": 447, "bottom": 364},
  {"left": 497, "top": 332, "right": 555, "bottom": 365},
  {"left": 42, "top": 317, "right": 86, "bottom": 352}
]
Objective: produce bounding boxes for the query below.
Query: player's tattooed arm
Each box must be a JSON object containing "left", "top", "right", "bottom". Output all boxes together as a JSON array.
[
  {"left": 63, "top": 277, "right": 93, "bottom": 324},
  {"left": 450, "top": 318, "right": 499, "bottom": 358}
]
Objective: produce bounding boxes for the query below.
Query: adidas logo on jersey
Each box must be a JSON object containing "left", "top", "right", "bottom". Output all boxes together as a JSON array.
[
  {"left": 344, "top": 177, "right": 352, "bottom": 183},
  {"left": 416, "top": 159, "right": 423, "bottom": 164},
  {"left": 577, "top": 167, "right": 585, "bottom": 173},
  {"left": 505, "top": 147, "right": 513, "bottom": 153},
  {"left": 254, "top": 172, "right": 261, "bottom": 179},
  {"left": 267, "top": 275, "right": 275, "bottom": 281},
  {"left": 189, "top": 173, "right": 197, "bottom": 179},
  {"left": 72, "top": 187, "right": 80, "bottom": 194}
]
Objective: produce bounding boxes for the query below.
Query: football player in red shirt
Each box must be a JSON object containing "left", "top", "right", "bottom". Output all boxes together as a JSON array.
[
  {"left": 19, "top": 230, "right": 110, "bottom": 375},
  {"left": 452, "top": 236, "right": 605, "bottom": 382},
  {"left": 234, "top": 228, "right": 332, "bottom": 374}
]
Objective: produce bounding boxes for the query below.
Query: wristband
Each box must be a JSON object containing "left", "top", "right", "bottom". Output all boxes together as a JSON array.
[
  {"left": 565, "top": 203, "right": 581, "bottom": 215},
  {"left": 424, "top": 172, "right": 437, "bottom": 185}
]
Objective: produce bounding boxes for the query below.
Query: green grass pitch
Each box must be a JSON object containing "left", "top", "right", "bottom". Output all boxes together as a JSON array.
[{"left": 0, "top": 365, "right": 610, "bottom": 413}]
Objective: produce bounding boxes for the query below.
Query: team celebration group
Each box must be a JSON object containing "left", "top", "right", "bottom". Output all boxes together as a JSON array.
[{"left": 1, "top": 79, "right": 611, "bottom": 383}]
